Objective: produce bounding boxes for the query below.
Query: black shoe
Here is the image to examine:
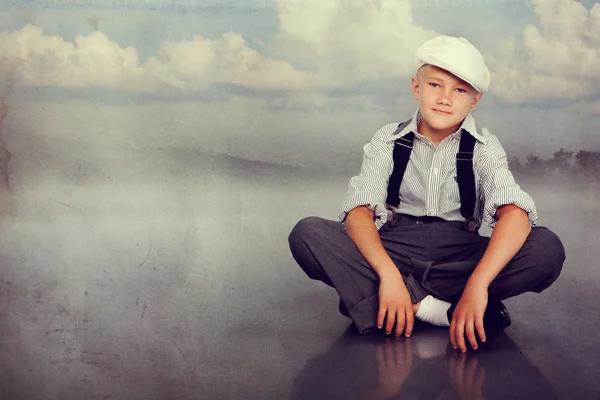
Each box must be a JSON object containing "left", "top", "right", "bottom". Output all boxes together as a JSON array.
[{"left": 447, "top": 300, "right": 511, "bottom": 332}]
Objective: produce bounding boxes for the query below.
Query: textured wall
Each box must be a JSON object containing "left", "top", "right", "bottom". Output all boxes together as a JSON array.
[{"left": 0, "top": 1, "right": 599, "bottom": 399}]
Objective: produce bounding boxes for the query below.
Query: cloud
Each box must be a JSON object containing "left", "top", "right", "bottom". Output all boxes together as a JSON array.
[
  {"left": 488, "top": 0, "right": 600, "bottom": 103},
  {"left": 0, "top": 25, "right": 148, "bottom": 90},
  {"left": 145, "top": 32, "right": 315, "bottom": 91},
  {"left": 275, "top": 0, "right": 437, "bottom": 86},
  {"left": 4, "top": 0, "right": 599, "bottom": 110},
  {"left": 0, "top": 0, "right": 438, "bottom": 95},
  {"left": 6, "top": 0, "right": 276, "bottom": 11},
  {"left": 0, "top": 24, "right": 314, "bottom": 93}
]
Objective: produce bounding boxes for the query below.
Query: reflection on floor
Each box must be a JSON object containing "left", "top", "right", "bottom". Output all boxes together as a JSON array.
[{"left": 292, "top": 325, "right": 556, "bottom": 400}]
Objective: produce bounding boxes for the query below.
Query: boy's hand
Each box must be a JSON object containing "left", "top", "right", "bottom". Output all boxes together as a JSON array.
[
  {"left": 377, "top": 269, "right": 414, "bottom": 337},
  {"left": 449, "top": 284, "right": 488, "bottom": 352}
]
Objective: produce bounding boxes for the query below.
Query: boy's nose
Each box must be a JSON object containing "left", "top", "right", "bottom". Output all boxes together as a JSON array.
[{"left": 437, "top": 94, "right": 452, "bottom": 105}]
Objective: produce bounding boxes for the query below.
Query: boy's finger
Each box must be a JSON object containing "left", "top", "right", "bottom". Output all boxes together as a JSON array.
[
  {"left": 386, "top": 310, "right": 396, "bottom": 334},
  {"left": 475, "top": 317, "right": 486, "bottom": 343},
  {"left": 466, "top": 318, "right": 478, "bottom": 350},
  {"left": 405, "top": 310, "right": 414, "bottom": 337},
  {"left": 394, "top": 312, "right": 405, "bottom": 337},
  {"left": 377, "top": 306, "right": 387, "bottom": 329},
  {"left": 449, "top": 318, "right": 457, "bottom": 349},
  {"left": 456, "top": 318, "right": 467, "bottom": 352}
]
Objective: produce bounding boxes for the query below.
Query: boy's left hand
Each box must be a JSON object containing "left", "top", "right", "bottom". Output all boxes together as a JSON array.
[{"left": 449, "top": 284, "right": 488, "bottom": 352}]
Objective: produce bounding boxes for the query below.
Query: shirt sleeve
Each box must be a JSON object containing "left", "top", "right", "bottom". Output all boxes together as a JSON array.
[
  {"left": 477, "top": 134, "right": 538, "bottom": 228},
  {"left": 338, "top": 125, "right": 395, "bottom": 230}
]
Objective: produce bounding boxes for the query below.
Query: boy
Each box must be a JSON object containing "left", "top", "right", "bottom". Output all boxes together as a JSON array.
[{"left": 288, "top": 35, "right": 565, "bottom": 353}]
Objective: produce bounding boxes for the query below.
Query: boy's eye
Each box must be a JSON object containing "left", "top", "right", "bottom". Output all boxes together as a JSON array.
[
  {"left": 456, "top": 88, "right": 467, "bottom": 93},
  {"left": 429, "top": 83, "right": 440, "bottom": 88}
]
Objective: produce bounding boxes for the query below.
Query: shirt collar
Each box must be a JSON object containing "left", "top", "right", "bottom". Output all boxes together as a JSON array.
[{"left": 389, "top": 109, "right": 486, "bottom": 143}]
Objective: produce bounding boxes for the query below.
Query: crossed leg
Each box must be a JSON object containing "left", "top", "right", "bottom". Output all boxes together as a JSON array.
[{"left": 288, "top": 216, "right": 565, "bottom": 334}]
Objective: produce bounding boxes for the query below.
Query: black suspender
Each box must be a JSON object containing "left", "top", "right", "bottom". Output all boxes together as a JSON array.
[
  {"left": 456, "top": 128, "right": 477, "bottom": 231},
  {"left": 385, "top": 120, "right": 412, "bottom": 208},
  {"left": 385, "top": 132, "right": 413, "bottom": 208},
  {"left": 385, "top": 123, "right": 478, "bottom": 231}
]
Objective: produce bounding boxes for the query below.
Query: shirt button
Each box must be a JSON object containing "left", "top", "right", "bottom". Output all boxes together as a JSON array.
[
  {"left": 428, "top": 210, "right": 435, "bottom": 216},
  {"left": 432, "top": 168, "right": 439, "bottom": 174}
]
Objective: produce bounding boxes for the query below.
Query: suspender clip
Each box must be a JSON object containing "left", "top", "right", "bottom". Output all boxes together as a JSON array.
[
  {"left": 456, "top": 151, "right": 474, "bottom": 161},
  {"left": 466, "top": 218, "right": 478, "bottom": 232}
]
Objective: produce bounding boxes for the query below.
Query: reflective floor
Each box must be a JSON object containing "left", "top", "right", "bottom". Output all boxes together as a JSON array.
[
  {"left": 1, "top": 174, "right": 598, "bottom": 399},
  {"left": 1, "top": 272, "right": 598, "bottom": 399}
]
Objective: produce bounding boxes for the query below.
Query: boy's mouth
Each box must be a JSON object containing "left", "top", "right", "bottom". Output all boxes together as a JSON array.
[{"left": 432, "top": 108, "right": 452, "bottom": 115}]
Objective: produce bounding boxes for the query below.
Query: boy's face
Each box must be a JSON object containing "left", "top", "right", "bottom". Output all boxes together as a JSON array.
[{"left": 411, "top": 65, "right": 483, "bottom": 134}]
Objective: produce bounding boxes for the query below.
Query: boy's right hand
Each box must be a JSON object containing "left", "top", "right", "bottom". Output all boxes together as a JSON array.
[{"left": 377, "top": 269, "right": 414, "bottom": 337}]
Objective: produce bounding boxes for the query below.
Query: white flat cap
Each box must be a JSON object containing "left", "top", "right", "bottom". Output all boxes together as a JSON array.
[{"left": 415, "top": 35, "right": 491, "bottom": 92}]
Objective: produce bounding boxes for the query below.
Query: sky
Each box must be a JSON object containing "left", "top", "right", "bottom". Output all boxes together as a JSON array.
[{"left": 0, "top": 0, "right": 599, "bottom": 171}]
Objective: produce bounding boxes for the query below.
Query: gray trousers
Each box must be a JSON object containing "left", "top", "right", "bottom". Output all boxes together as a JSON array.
[{"left": 288, "top": 214, "right": 565, "bottom": 334}]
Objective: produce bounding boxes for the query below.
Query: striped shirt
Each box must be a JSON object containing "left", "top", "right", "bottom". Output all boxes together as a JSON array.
[{"left": 339, "top": 109, "right": 537, "bottom": 230}]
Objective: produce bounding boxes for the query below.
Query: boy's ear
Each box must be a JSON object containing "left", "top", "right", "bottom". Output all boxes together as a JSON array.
[
  {"left": 411, "top": 76, "right": 420, "bottom": 100},
  {"left": 470, "top": 91, "right": 483, "bottom": 110}
]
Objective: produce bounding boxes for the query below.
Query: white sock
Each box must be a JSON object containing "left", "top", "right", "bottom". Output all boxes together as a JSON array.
[{"left": 414, "top": 295, "right": 451, "bottom": 327}]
